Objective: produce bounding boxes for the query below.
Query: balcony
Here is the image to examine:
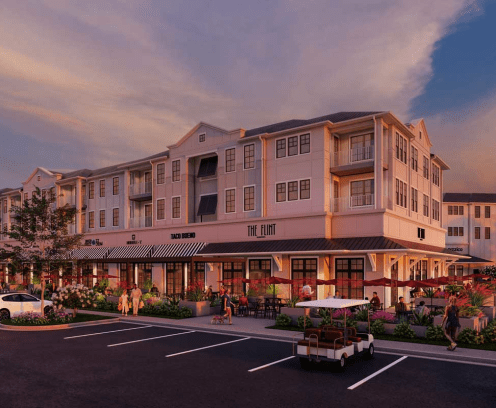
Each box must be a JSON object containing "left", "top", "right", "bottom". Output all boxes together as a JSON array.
[
  {"left": 129, "top": 216, "right": 153, "bottom": 228},
  {"left": 332, "top": 194, "right": 375, "bottom": 212},
  {"left": 60, "top": 195, "right": 76, "bottom": 207},
  {"left": 129, "top": 182, "right": 152, "bottom": 202},
  {"left": 331, "top": 146, "right": 375, "bottom": 176}
]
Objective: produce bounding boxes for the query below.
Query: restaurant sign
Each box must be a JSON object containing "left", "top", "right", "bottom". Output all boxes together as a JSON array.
[
  {"left": 447, "top": 247, "right": 464, "bottom": 252},
  {"left": 171, "top": 232, "right": 196, "bottom": 240},
  {"left": 247, "top": 223, "right": 276, "bottom": 238}
]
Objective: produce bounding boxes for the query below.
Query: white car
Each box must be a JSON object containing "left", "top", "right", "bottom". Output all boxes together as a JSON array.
[{"left": 0, "top": 293, "right": 54, "bottom": 320}]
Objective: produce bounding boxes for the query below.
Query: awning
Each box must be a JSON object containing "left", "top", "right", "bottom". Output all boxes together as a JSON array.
[
  {"left": 197, "top": 156, "right": 218, "bottom": 177},
  {"left": 197, "top": 194, "right": 218, "bottom": 216},
  {"left": 107, "top": 245, "right": 153, "bottom": 259},
  {"left": 72, "top": 247, "right": 112, "bottom": 260},
  {"left": 455, "top": 255, "right": 492, "bottom": 264},
  {"left": 152, "top": 242, "right": 207, "bottom": 259}
]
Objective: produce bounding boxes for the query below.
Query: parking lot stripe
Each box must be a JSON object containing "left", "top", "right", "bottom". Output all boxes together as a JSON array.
[
  {"left": 64, "top": 325, "right": 153, "bottom": 339},
  {"left": 166, "top": 337, "right": 250, "bottom": 357},
  {"left": 376, "top": 351, "right": 496, "bottom": 368},
  {"left": 107, "top": 330, "right": 195, "bottom": 347},
  {"left": 347, "top": 356, "right": 408, "bottom": 390},
  {"left": 248, "top": 356, "right": 295, "bottom": 372}
]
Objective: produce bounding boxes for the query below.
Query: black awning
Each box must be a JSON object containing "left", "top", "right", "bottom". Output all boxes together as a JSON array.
[
  {"left": 197, "top": 194, "right": 218, "bottom": 216},
  {"left": 197, "top": 156, "right": 218, "bottom": 178}
]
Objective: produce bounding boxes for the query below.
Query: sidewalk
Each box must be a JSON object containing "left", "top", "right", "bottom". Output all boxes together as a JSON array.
[{"left": 77, "top": 310, "right": 496, "bottom": 366}]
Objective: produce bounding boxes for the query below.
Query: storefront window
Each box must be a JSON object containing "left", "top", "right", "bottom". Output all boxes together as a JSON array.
[
  {"left": 189, "top": 262, "right": 205, "bottom": 286},
  {"left": 249, "top": 259, "right": 271, "bottom": 281},
  {"left": 335, "top": 258, "right": 364, "bottom": 299},
  {"left": 292, "top": 258, "right": 318, "bottom": 300},
  {"left": 223, "top": 262, "right": 244, "bottom": 295},
  {"left": 166, "top": 262, "right": 184, "bottom": 295},
  {"left": 137, "top": 263, "right": 152, "bottom": 289}
]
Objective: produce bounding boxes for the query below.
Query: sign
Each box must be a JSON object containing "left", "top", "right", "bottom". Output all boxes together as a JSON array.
[
  {"left": 126, "top": 240, "right": 142, "bottom": 245},
  {"left": 171, "top": 232, "right": 196, "bottom": 240},
  {"left": 447, "top": 247, "right": 464, "bottom": 252},
  {"left": 247, "top": 223, "right": 276, "bottom": 238},
  {"left": 84, "top": 239, "right": 103, "bottom": 246}
]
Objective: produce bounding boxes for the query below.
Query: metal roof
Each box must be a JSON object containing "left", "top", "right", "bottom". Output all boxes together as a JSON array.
[
  {"left": 444, "top": 193, "right": 496, "bottom": 203},
  {"left": 455, "top": 255, "right": 493, "bottom": 264}
]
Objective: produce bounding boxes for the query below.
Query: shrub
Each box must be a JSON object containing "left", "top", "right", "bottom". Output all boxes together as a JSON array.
[
  {"left": 355, "top": 309, "right": 370, "bottom": 322},
  {"left": 275, "top": 313, "right": 292, "bottom": 327},
  {"left": 393, "top": 322, "right": 416, "bottom": 339},
  {"left": 481, "top": 321, "right": 496, "bottom": 343},
  {"left": 318, "top": 315, "right": 332, "bottom": 327},
  {"left": 179, "top": 307, "right": 193, "bottom": 318},
  {"left": 411, "top": 311, "right": 433, "bottom": 326},
  {"left": 459, "top": 306, "right": 482, "bottom": 318},
  {"left": 51, "top": 284, "right": 97, "bottom": 315},
  {"left": 371, "top": 310, "right": 395, "bottom": 323},
  {"left": 143, "top": 279, "right": 153, "bottom": 291},
  {"left": 143, "top": 293, "right": 153, "bottom": 301},
  {"left": 457, "top": 328, "right": 484, "bottom": 345},
  {"left": 332, "top": 308, "right": 353, "bottom": 319},
  {"left": 10, "top": 310, "right": 73, "bottom": 325},
  {"left": 297, "top": 315, "right": 313, "bottom": 330},
  {"left": 426, "top": 325, "right": 445, "bottom": 341},
  {"left": 371, "top": 319, "right": 385, "bottom": 335}
]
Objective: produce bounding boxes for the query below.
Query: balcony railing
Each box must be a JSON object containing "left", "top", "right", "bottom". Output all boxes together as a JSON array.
[
  {"left": 332, "top": 194, "right": 375, "bottom": 212},
  {"left": 332, "top": 146, "right": 374, "bottom": 167},
  {"left": 60, "top": 195, "right": 76, "bottom": 207},
  {"left": 129, "top": 182, "right": 152, "bottom": 196},
  {"left": 129, "top": 216, "right": 153, "bottom": 228}
]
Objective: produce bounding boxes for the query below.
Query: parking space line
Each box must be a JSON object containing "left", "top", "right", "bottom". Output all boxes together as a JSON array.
[
  {"left": 376, "top": 351, "right": 496, "bottom": 368},
  {"left": 107, "top": 331, "right": 195, "bottom": 347},
  {"left": 348, "top": 356, "right": 408, "bottom": 390},
  {"left": 248, "top": 356, "right": 295, "bottom": 372},
  {"left": 64, "top": 325, "right": 152, "bottom": 339},
  {"left": 166, "top": 337, "right": 250, "bottom": 357}
]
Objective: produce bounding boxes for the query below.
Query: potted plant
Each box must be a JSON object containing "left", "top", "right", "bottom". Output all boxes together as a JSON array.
[{"left": 178, "top": 280, "right": 210, "bottom": 317}]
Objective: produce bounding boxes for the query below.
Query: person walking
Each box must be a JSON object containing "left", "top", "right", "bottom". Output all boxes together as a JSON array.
[
  {"left": 442, "top": 296, "right": 461, "bottom": 351},
  {"left": 120, "top": 290, "right": 129, "bottom": 317},
  {"left": 223, "top": 288, "right": 233, "bottom": 325},
  {"left": 130, "top": 283, "right": 142, "bottom": 317}
]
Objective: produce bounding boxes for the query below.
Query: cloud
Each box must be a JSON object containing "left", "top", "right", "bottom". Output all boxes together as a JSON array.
[{"left": 0, "top": 0, "right": 482, "bottom": 188}]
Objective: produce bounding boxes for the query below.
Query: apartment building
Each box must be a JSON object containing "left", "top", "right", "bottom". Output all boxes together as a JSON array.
[
  {"left": 0, "top": 111, "right": 460, "bottom": 307},
  {"left": 443, "top": 193, "right": 495, "bottom": 277}
]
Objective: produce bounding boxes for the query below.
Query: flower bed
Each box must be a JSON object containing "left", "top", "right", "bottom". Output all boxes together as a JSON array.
[{"left": 2, "top": 311, "right": 112, "bottom": 326}]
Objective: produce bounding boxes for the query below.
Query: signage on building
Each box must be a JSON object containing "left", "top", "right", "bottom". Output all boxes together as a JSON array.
[
  {"left": 171, "top": 232, "right": 196, "bottom": 240},
  {"left": 84, "top": 239, "right": 103, "bottom": 246},
  {"left": 247, "top": 223, "right": 276, "bottom": 238},
  {"left": 126, "top": 240, "right": 142, "bottom": 245},
  {"left": 447, "top": 247, "right": 464, "bottom": 252}
]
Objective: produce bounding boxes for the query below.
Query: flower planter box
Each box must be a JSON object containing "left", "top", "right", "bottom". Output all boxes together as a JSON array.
[
  {"left": 384, "top": 323, "right": 397, "bottom": 335},
  {"left": 410, "top": 325, "right": 428, "bottom": 338},
  {"left": 481, "top": 306, "right": 496, "bottom": 322},
  {"left": 210, "top": 305, "right": 221, "bottom": 315},
  {"left": 178, "top": 300, "right": 211, "bottom": 317},
  {"left": 280, "top": 307, "right": 305, "bottom": 325},
  {"left": 433, "top": 315, "right": 480, "bottom": 332},
  {"left": 415, "top": 297, "right": 447, "bottom": 307}
]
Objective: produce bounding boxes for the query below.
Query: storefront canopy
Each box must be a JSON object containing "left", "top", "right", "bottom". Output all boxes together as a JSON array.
[
  {"left": 72, "top": 247, "right": 113, "bottom": 260},
  {"left": 107, "top": 245, "right": 154, "bottom": 260},
  {"left": 152, "top": 242, "right": 207, "bottom": 259}
]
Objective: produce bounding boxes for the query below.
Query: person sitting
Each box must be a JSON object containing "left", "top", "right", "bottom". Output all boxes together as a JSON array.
[
  {"left": 415, "top": 300, "right": 429, "bottom": 315},
  {"left": 205, "top": 285, "right": 213, "bottom": 300},
  {"left": 333, "top": 290, "right": 342, "bottom": 299},
  {"left": 370, "top": 291, "right": 381, "bottom": 310},
  {"left": 238, "top": 292, "right": 249, "bottom": 316},
  {"left": 395, "top": 296, "right": 409, "bottom": 321},
  {"left": 150, "top": 283, "right": 159, "bottom": 295}
]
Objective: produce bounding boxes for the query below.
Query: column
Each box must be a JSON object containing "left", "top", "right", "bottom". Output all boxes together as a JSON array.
[{"left": 374, "top": 118, "right": 384, "bottom": 209}]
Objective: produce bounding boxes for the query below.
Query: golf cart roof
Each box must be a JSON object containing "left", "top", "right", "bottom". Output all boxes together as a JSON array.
[{"left": 295, "top": 299, "right": 370, "bottom": 308}]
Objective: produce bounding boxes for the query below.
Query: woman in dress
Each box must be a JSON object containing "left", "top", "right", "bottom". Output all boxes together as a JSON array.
[
  {"left": 120, "top": 290, "right": 129, "bottom": 317},
  {"left": 442, "top": 296, "right": 461, "bottom": 351},
  {"left": 223, "top": 288, "right": 233, "bottom": 325}
]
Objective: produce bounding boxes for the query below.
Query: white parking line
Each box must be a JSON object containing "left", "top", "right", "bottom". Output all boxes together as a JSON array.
[
  {"left": 376, "top": 351, "right": 496, "bottom": 368},
  {"left": 166, "top": 337, "right": 250, "bottom": 357},
  {"left": 348, "top": 356, "right": 408, "bottom": 390},
  {"left": 107, "top": 331, "right": 195, "bottom": 347},
  {"left": 64, "top": 325, "right": 152, "bottom": 339},
  {"left": 248, "top": 356, "right": 295, "bottom": 372}
]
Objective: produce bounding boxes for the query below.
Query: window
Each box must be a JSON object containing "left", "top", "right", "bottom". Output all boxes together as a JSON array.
[
  {"left": 475, "top": 227, "right": 481, "bottom": 240},
  {"left": 113, "top": 177, "right": 119, "bottom": 195},
  {"left": 448, "top": 205, "right": 453, "bottom": 215},
  {"left": 432, "top": 199, "right": 440, "bottom": 221},
  {"left": 244, "top": 144, "right": 255, "bottom": 169},
  {"left": 225, "top": 189, "right": 235, "bottom": 213},
  {"left": 197, "top": 156, "right": 218, "bottom": 178},
  {"left": 222, "top": 262, "right": 245, "bottom": 295},
  {"left": 485, "top": 206, "right": 491, "bottom": 218},
  {"left": 225, "top": 148, "right": 236, "bottom": 172},
  {"left": 411, "top": 188, "right": 418, "bottom": 212},
  {"left": 448, "top": 227, "right": 463, "bottom": 237},
  {"left": 99, "top": 180, "right": 105, "bottom": 197},
  {"left": 485, "top": 227, "right": 491, "bottom": 240},
  {"left": 157, "top": 163, "right": 165, "bottom": 184},
  {"left": 172, "top": 197, "right": 181, "bottom": 219},
  {"left": 300, "top": 134, "right": 310, "bottom": 154},
  {"left": 288, "top": 181, "right": 298, "bottom": 201},
  {"left": 288, "top": 136, "right": 298, "bottom": 156},
  {"left": 475, "top": 206, "right": 480, "bottom": 218},
  {"left": 89, "top": 182, "right": 94, "bottom": 199},
  {"left": 293, "top": 258, "right": 319, "bottom": 300},
  {"left": 419, "top": 131, "right": 422, "bottom": 140},
  {"left": 276, "top": 183, "right": 286, "bottom": 202},
  {"left": 244, "top": 186, "right": 255, "bottom": 211},
  {"left": 418, "top": 228, "right": 425, "bottom": 239},
  {"left": 395, "top": 133, "right": 407, "bottom": 164},
  {"left": 172, "top": 160, "right": 180, "bottom": 182},
  {"left": 113, "top": 208, "right": 119, "bottom": 226},
  {"left": 335, "top": 258, "right": 364, "bottom": 299},
  {"left": 99, "top": 210, "right": 105, "bottom": 228},
  {"left": 411, "top": 146, "right": 418, "bottom": 171},
  {"left": 276, "top": 139, "right": 286, "bottom": 158},
  {"left": 249, "top": 259, "right": 271, "bottom": 281},
  {"left": 89, "top": 212, "right": 95, "bottom": 229},
  {"left": 432, "top": 164, "right": 440, "bottom": 186},
  {"left": 423, "top": 156, "right": 429, "bottom": 179},
  {"left": 351, "top": 133, "right": 374, "bottom": 162},
  {"left": 459, "top": 227, "right": 464, "bottom": 236},
  {"left": 2, "top": 200, "right": 6, "bottom": 214},
  {"left": 395, "top": 179, "right": 407, "bottom": 208},
  {"left": 448, "top": 227, "right": 452, "bottom": 236},
  {"left": 453, "top": 206, "right": 458, "bottom": 215},
  {"left": 157, "top": 199, "right": 165, "bottom": 220},
  {"left": 352, "top": 179, "right": 374, "bottom": 207},
  {"left": 459, "top": 206, "right": 464, "bottom": 215},
  {"left": 423, "top": 195, "right": 429, "bottom": 217},
  {"left": 300, "top": 179, "right": 310, "bottom": 200},
  {"left": 199, "top": 133, "right": 205, "bottom": 143},
  {"left": 81, "top": 212, "right": 86, "bottom": 229},
  {"left": 37, "top": 175, "right": 41, "bottom": 181}
]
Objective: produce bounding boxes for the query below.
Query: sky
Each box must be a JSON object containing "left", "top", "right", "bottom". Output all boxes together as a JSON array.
[{"left": 0, "top": 0, "right": 494, "bottom": 192}]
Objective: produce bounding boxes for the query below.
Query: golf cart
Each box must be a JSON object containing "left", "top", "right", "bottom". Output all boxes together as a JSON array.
[{"left": 294, "top": 298, "right": 374, "bottom": 370}]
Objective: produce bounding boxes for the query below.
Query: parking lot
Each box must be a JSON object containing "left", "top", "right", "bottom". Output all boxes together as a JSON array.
[{"left": 1, "top": 321, "right": 495, "bottom": 408}]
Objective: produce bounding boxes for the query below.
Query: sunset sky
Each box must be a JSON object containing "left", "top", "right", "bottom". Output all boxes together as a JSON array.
[{"left": 0, "top": 0, "right": 494, "bottom": 192}]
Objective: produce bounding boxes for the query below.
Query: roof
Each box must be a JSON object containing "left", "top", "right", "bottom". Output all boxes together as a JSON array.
[
  {"left": 455, "top": 255, "right": 493, "bottom": 264},
  {"left": 244, "top": 111, "right": 384, "bottom": 137},
  {"left": 296, "top": 299, "right": 370, "bottom": 308},
  {"left": 197, "top": 236, "right": 451, "bottom": 255},
  {"left": 444, "top": 193, "right": 496, "bottom": 203}
]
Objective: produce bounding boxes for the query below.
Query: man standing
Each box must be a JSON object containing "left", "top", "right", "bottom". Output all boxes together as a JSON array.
[
  {"left": 395, "top": 296, "right": 408, "bottom": 321},
  {"left": 131, "top": 283, "right": 142, "bottom": 317}
]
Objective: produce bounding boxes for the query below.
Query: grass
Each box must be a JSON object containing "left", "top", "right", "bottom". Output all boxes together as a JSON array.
[
  {"left": 266, "top": 325, "right": 496, "bottom": 351},
  {"left": 2, "top": 313, "right": 114, "bottom": 326}
]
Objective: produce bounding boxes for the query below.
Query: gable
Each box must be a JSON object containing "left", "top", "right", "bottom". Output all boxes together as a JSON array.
[
  {"left": 22, "top": 167, "right": 59, "bottom": 191},
  {"left": 412, "top": 119, "right": 432, "bottom": 148}
]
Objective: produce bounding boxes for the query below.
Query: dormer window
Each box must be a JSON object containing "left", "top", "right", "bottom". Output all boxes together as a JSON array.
[{"left": 199, "top": 133, "right": 206, "bottom": 143}]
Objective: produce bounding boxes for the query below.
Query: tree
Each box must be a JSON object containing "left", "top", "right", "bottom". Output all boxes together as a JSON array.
[
  {"left": 0, "top": 187, "right": 83, "bottom": 316},
  {"left": 481, "top": 265, "right": 496, "bottom": 280}
]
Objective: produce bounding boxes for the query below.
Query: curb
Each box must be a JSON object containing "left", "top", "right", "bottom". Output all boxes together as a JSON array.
[{"left": 0, "top": 317, "right": 120, "bottom": 332}]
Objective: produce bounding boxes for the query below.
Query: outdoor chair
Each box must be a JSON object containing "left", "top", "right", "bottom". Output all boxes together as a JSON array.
[{"left": 253, "top": 301, "right": 265, "bottom": 318}]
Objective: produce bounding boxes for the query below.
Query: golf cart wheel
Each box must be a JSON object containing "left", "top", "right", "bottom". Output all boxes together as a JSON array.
[
  {"left": 299, "top": 357, "right": 312, "bottom": 370},
  {"left": 335, "top": 355, "right": 346, "bottom": 370},
  {"left": 44, "top": 306, "right": 52, "bottom": 315},
  {"left": 0, "top": 309, "right": 10, "bottom": 321},
  {"left": 366, "top": 344, "right": 375, "bottom": 359}
]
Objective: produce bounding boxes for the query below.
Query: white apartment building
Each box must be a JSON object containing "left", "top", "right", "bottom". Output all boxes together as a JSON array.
[
  {"left": 0, "top": 111, "right": 461, "bottom": 307},
  {"left": 443, "top": 193, "right": 495, "bottom": 277}
]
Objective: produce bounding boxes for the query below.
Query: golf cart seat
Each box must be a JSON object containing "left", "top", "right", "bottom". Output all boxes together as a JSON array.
[
  {"left": 321, "top": 326, "right": 362, "bottom": 342},
  {"left": 297, "top": 339, "right": 346, "bottom": 350}
]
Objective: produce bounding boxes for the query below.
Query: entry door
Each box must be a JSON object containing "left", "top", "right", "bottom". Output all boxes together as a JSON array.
[
  {"left": 335, "top": 258, "right": 364, "bottom": 299},
  {"left": 166, "top": 262, "right": 184, "bottom": 295}
]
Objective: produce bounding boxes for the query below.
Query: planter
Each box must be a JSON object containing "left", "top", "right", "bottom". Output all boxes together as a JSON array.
[
  {"left": 357, "top": 321, "right": 371, "bottom": 333},
  {"left": 415, "top": 297, "right": 447, "bottom": 307},
  {"left": 210, "top": 305, "right": 221, "bottom": 315},
  {"left": 280, "top": 307, "right": 305, "bottom": 325},
  {"left": 383, "top": 323, "right": 397, "bottom": 335},
  {"left": 410, "top": 325, "right": 428, "bottom": 338},
  {"left": 178, "top": 300, "right": 211, "bottom": 317},
  {"left": 481, "top": 306, "right": 496, "bottom": 322},
  {"left": 433, "top": 315, "right": 480, "bottom": 332}
]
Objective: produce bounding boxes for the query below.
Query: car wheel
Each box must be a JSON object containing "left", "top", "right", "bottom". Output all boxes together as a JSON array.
[
  {"left": 365, "top": 344, "right": 375, "bottom": 359},
  {"left": 0, "top": 309, "right": 10, "bottom": 321}
]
